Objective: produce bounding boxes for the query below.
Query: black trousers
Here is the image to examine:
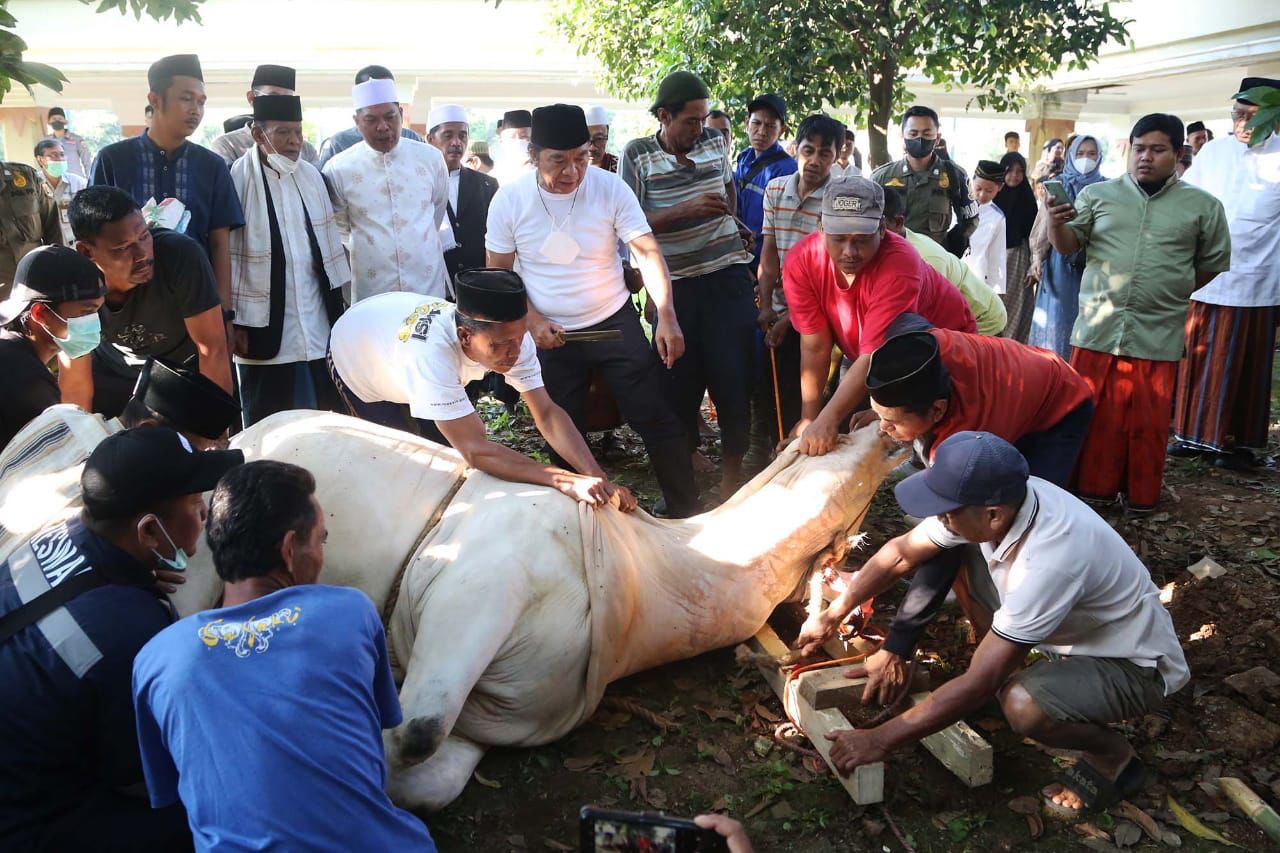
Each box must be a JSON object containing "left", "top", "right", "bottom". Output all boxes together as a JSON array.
[
  {"left": 237, "top": 359, "right": 343, "bottom": 428},
  {"left": 538, "top": 303, "right": 699, "bottom": 516},
  {"left": 665, "top": 263, "right": 757, "bottom": 457},
  {"left": 37, "top": 789, "right": 190, "bottom": 852}
]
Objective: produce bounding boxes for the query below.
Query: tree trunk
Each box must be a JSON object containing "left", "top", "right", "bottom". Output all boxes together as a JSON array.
[{"left": 867, "top": 55, "right": 896, "bottom": 170}]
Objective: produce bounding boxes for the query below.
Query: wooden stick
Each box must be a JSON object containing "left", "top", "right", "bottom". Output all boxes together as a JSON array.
[
  {"left": 769, "top": 346, "right": 785, "bottom": 443},
  {"left": 1217, "top": 777, "right": 1280, "bottom": 845}
]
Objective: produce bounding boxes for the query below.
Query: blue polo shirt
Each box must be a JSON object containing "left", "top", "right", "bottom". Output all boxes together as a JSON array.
[
  {"left": 734, "top": 142, "right": 797, "bottom": 265},
  {"left": 132, "top": 584, "right": 436, "bottom": 852},
  {"left": 0, "top": 517, "right": 175, "bottom": 847},
  {"left": 90, "top": 131, "right": 244, "bottom": 251}
]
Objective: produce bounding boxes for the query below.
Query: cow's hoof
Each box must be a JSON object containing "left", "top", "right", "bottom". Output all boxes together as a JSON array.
[{"left": 393, "top": 715, "right": 447, "bottom": 766}]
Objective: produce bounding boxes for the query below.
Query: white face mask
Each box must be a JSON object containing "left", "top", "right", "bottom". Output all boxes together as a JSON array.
[
  {"left": 265, "top": 140, "right": 300, "bottom": 175},
  {"left": 1073, "top": 156, "right": 1098, "bottom": 174},
  {"left": 539, "top": 229, "right": 581, "bottom": 265}
]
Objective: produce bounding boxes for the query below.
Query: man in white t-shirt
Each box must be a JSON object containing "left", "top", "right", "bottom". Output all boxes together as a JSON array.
[
  {"left": 798, "top": 431, "right": 1188, "bottom": 814},
  {"left": 486, "top": 104, "right": 698, "bottom": 517},
  {"left": 328, "top": 268, "right": 636, "bottom": 510}
]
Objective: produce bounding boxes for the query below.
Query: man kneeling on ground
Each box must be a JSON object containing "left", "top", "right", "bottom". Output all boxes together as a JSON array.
[
  {"left": 131, "top": 460, "right": 437, "bottom": 851},
  {"left": 328, "top": 267, "right": 635, "bottom": 511},
  {"left": 798, "top": 432, "right": 1188, "bottom": 813}
]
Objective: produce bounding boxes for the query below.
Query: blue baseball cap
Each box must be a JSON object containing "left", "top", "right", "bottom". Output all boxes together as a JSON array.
[{"left": 894, "top": 431, "right": 1030, "bottom": 517}]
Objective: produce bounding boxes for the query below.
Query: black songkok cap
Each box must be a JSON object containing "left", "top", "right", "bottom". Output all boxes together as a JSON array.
[
  {"left": 502, "top": 109, "right": 532, "bottom": 130},
  {"left": 866, "top": 331, "right": 950, "bottom": 409},
  {"left": 82, "top": 427, "right": 243, "bottom": 521},
  {"left": 252, "top": 64, "right": 296, "bottom": 91},
  {"left": 531, "top": 104, "right": 589, "bottom": 150},
  {"left": 455, "top": 268, "right": 528, "bottom": 323},
  {"left": 1236, "top": 77, "right": 1280, "bottom": 105},
  {"left": 974, "top": 160, "right": 1006, "bottom": 182},
  {"left": 223, "top": 114, "right": 253, "bottom": 134},
  {"left": 132, "top": 358, "right": 242, "bottom": 440},
  {"left": 148, "top": 54, "right": 203, "bottom": 92},
  {"left": 1186, "top": 121, "right": 1206, "bottom": 134},
  {"left": 253, "top": 95, "right": 303, "bottom": 123}
]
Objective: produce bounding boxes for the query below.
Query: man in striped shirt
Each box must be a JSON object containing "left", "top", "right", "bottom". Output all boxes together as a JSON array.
[
  {"left": 752, "top": 114, "right": 844, "bottom": 453},
  {"left": 620, "top": 71, "right": 756, "bottom": 502}
]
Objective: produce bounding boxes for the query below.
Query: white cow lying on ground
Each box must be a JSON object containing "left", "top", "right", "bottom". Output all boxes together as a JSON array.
[{"left": 0, "top": 409, "right": 905, "bottom": 811}]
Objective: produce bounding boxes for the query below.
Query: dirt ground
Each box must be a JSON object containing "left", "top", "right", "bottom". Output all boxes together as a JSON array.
[{"left": 421, "top": 363, "right": 1280, "bottom": 852}]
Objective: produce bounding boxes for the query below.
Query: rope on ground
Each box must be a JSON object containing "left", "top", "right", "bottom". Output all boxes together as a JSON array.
[{"left": 599, "top": 696, "right": 675, "bottom": 731}]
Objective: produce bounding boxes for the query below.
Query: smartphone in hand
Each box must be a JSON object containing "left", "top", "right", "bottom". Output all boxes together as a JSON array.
[
  {"left": 580, "top": 807, "right": 729, "bottom": 853},
  {"left": 1042, "top": 179, "right": 1072, "bottom": 208}
]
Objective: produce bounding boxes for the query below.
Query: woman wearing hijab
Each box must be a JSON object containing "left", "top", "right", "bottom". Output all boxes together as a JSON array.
[
  {"left": 993, "top": 152, "right": 1039, "bottom": 341},
  {"left": 1028, "top": 135, "right": 1105, "bottom": 358}
]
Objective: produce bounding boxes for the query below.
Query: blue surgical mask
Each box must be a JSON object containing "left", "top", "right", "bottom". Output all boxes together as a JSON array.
[
  {"left": 37, "top": 309, "right": 101, "bottom": 360},
  {"left": 143, "top": 516, "right": 188, "bottom": 572}
]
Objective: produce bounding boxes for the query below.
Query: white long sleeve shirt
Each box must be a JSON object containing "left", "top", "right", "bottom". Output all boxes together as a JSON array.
[
  {"left": 964, "top": 201, "right": 1007, "bottom": 295},
  {"left": 323, "top": 139, "right": 451, "bottom": 302}
]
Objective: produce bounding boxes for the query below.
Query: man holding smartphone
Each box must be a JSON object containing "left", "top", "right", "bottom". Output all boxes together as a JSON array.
[{"left": 1045, "top": 114, "right": 1230, "bottom": 511}]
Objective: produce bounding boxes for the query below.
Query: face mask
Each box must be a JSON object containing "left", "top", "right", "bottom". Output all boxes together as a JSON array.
[
  {"left": 142, "top": 516, "right": 188, "bottom": 572},
  {"left": 1073, "top": 156, "right": 1098, "bottom": 174},
  {"left": 45, "top": 160, "right": 67, "bottom": 179},
  {"left": 904, "top": 137, "right": 936, "bottom": 159},
  {"left": 37, "top": 309, "right": 101, "bottom": 359},
  {"left": 540, "top": 229, "right": 581, "bottom": 265},
  {"left": 50, "top": 120, "right": 67, "bottom": 131},
  {"left": 264, "top": 140, "right": 300, "bottom": 175}
]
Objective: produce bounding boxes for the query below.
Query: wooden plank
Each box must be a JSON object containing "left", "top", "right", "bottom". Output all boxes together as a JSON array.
[
  {"left": 909, "top": 692, "right": 994, "bottom": 787},
  {"left": 748, "top": 626, "right": 884, "bottom": 804},
  {"left": 797, "top": 668, "right": 867, "bottom": 710}
]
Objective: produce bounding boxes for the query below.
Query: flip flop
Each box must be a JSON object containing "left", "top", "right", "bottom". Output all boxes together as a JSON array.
[{"left": 1042, "top": 756, "right": 1146, "bottom": 819}]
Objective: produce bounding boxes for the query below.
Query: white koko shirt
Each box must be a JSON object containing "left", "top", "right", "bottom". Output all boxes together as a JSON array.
[
  {"left": 963, "top": 201, "right": 1007, "bottom": 295},
  {"left": 328, "top": 292, "right": 543, "bottom": 422},
  {"left": 1182, "top": 133, "right": 1280, "bottom": 307},
  {"left": 324, "top": 139, "right": 452, "bottom": 302},
  {"left": 485, "top": 168, "right": 652, "bottom": 330}
]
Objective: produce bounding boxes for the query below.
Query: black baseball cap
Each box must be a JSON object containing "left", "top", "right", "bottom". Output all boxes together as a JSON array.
[
  {"left": 894, "top": 431, "right": 1029, "bottom": 517},
  {"left": 0, "top": 246, "right": 105, "bottom": 325},
  {"left": 747, "top": 93, "right": 786, "bottom": 125},
  {"left": 82, "top": 427, "right": 244, "bottom": 520}
]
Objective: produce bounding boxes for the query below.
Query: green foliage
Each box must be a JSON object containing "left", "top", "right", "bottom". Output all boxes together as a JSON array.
[
  {"left": 0, "top": 0, "right": 205, "bottom": 103},
  {"left": 551, "top": 0, "right": 1130, "bottom": 164},
  {"left": 1232, "top": 87, "right": 1280, "bottom": 148}
]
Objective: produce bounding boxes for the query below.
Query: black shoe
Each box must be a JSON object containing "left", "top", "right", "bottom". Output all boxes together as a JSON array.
[
  {"left": 651, "top": 497, "right": 701, "bottom": 519},
  {"left": 1167, "top": 441, "right": 1207, "bottom": 458},
  {"left": 1213, "top": 449, "right": 1256, "bottom": 471}
]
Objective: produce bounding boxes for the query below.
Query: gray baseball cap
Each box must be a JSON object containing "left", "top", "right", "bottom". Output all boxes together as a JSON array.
[{"left": 821, "top": 176, "right": 885, "bottom": 235}]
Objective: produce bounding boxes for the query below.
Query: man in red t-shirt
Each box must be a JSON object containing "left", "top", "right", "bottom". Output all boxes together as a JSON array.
[
  {"left": 866, "top": 320, "right": 1094, "bottom": 485},
  {"left": 782, "top": 176, "right": 976, "bottom": 456}
]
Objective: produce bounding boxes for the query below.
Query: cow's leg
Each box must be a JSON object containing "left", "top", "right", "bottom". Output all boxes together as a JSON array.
[
  {"left": 387, "top": 733, "right": 486, "bottom": 813},
  {"left": 388, "top": 569, "right": 525, "bottom": 767}
]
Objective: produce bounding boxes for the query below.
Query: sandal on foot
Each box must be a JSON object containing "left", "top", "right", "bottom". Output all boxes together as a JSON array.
[{"left": 1042, "top": 756, "right": 1146, "bottom": 818}]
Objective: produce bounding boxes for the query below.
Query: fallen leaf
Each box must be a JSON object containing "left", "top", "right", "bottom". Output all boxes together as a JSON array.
[
  {"left": 1025, "top": 813, "right": 1044, "bottom": 840},
  {"left": 711, "top": 747, "right": 735, "bottom": 771},
  {"left": 1167, "top": 795, "right": 1242, "bottom": 847},
  {"left": 645, "top": 787, "right": 668, "bottom": 809},
  {"left": 744, "top": 797, "right": 775, "bottom": 819},
  {"left": 1074, "top": 822, "right": 1112, "bottom": 841},
  {"left": 1114, "top": 821, "right": 1142, "bottom": 848},
  {"left": 1007, "top": 795, "right": 1039, "bottom": 815},
  {"left": 1113, "top": 800, "right": 1162, "bottom": 841},
  {"left": 710, "top": 796, "right": 728, "bottom": 812},
  {"left": 861, "top": 817, "right": 885, "bottom": 837},
  {"left": 751, "top": 736, "right": 773, "bottom": 757},
  {"left": 473, "top": 770, "right": 502, "bottom": 789},
  {"left": 590, "top": 710, "right": 632, "bottom": 731},
  {"left": 563, "top": 754, "right": 602, "bottom": 772},
  {"left": 695, "top": 704, "right": 738, "bottom": 723},
  {"left": 542, "top": 840, "right": 574, "bottom": 852},
  {"left": 754, "top": 703, "right": 782, "bottom": 723},
  {"left": 1161, "top": 830, "right": 1182, "bottom": 847},
  {"left": 616, "top": 749, "right": 656, "bottom": 779}
]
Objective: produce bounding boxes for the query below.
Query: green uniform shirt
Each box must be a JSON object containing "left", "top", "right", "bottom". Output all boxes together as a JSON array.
[
  {"left": 904, "top": 228, "right": 1008, "bottom": 336},
  {"left": 0, "top": 163, "right": 63, "bottom": 299},
  {"left": 1068, "top": 173, "right": 1231, "bottom": 362},
  {"left": 872, "top": 156, "right": 978, "bottom": 247}
]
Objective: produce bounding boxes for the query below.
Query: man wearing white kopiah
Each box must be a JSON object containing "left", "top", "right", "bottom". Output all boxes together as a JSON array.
[
  {"left": 328, "top": 268, "right": 636, "bottom": 510},
  {"left": 485, "top": 104, "right": 700, "bottom": 518},
  {"left": 322, "top": 78, "right": 451, "bottom": 302}
]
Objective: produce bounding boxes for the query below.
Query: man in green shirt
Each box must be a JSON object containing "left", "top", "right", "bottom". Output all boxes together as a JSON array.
[{"left": 1047, "top": 113, "right": 1230, "bottom": 511}]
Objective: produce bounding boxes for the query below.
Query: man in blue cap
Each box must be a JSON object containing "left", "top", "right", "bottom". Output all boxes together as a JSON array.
[{"left": 797, "top": 431, "right": 1188, "bottom": 813}]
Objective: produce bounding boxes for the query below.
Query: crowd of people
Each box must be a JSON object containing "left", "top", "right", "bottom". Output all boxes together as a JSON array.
[{"left": 0, "top": 50, "right": 1277, "bottom": 850}]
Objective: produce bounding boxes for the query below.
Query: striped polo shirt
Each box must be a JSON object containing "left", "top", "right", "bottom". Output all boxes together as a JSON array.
[
  {"left": 762, "top": 172, "right": 830, "bottom": 311},
  {"left": 619, "top": 128, "right": 752, "bottom": 279}
]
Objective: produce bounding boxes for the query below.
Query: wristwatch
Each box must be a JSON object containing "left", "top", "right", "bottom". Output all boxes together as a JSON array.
[{"left": 222, "top": 309, "right": 236, "bottom": 324}]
